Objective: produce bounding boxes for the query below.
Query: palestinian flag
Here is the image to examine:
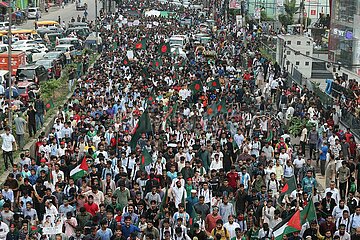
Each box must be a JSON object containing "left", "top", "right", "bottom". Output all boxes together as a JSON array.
[
  {"left": 135, "top": 39, "right": 147, "bottom": 50},
  {"left": 208, "top": 78, "right": 221, "bottom": 90},
  {"left": 301, "top": 198, "right": 317, "bottom": 225},
  {"left": 70, "top": 156, "right": 88, "bottom": 181},
  {"left": 280, "top": 175, "right": 296, "bottom": 200},
  {"left": 189, "top": 80, "right": 203, "bottom": 93},
  {"left": 45, "top": 99, "right": 54, "bottom": 110},
  {"left": 129, "top": 111, "right": 152, "bottom": 149},
  {"left": 158, "top": 42, "right": 170, "bottom": 54},
  {"left": 122, "top": 56, "right": 130, "bottom": 66},
  {"left": 273, "top": 210, "right": 302, "bottom": 240},
  {"left": 140, "top": 148, "right": 152, "bottom": 170}
]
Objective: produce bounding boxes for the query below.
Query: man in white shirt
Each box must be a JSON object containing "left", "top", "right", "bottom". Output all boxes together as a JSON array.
[
  {"left": 223, "top": 215, "right": 241, "bottom": 239},
  {"left": 1, "top": 126, "right": 17, "bottom": 171},
  {"left": 325, "top": 181, "right": 341, "bottom": 205}
]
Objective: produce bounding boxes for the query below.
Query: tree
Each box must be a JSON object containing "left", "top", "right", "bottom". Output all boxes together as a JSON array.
[{"left": 278, "top": 0, "right": 300, "bottom": 27}]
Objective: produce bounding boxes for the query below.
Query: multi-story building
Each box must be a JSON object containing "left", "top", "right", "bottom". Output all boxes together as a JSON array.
[{"left": 328, "top": 0, "right": 360, "bottom": 75}]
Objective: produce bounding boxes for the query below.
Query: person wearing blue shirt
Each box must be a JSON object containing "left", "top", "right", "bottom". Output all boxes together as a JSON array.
[
  {"left": 121, "top": 216, "right": 140, "bottom": 239},
  {"left": 319, "top": 142, "right": 329, "bottom": 176},
  {"left": 97, "top": 219, "right": 113, "bottom": 240},
  {"left": 301, "top": 170, "right": 317, "bottom": 195}
]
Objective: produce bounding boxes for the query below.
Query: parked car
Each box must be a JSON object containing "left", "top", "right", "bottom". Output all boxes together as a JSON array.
[
  {"left": 27, "top": 7, "right": 41, "bottom": 19},
  {"left": 16, "top": 65, "right": 48, "bottom": 83},
  {"left": 59, "top": 38, "right": 83, "bottom": 50},
  {"left": 42, "top": 51, "right": 66, "bottom": 67},
  {"left": 54, "top": 44, "right": 76, "bottom": 56},
  {"left": 17, "top": 81, "right": 39, "bottom": 104},
  {"left": 0, "top": 70, "right": 10, "bottom": 86},
  {"left": 16, "top": 47, "right": 46, "bottom": 63},
  {"left": 36, "top": 59, "right": 57, "bottom": 78},
  {"left": 76, "top": 2, "right": 87, "bottom": 10}
]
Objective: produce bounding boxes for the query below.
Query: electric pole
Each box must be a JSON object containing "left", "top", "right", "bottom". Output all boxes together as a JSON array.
[{"left": 7, "top": 0, "right": 12, "bottom": 128}]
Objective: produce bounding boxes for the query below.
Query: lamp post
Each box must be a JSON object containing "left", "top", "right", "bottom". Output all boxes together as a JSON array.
[{"left": 7, "top": 0, "right": 12, "bottom": 128}]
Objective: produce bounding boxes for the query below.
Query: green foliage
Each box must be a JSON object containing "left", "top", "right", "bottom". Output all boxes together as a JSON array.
[
  {"left": 288, "top": 117, "right": 315, "bottom": 137},
  {"left": 261, "top": 11, "right": 273, "bottom": 21},
  {"left": 40, "top": 78, "right": 63, "bottom": 100},
  {"left": 279, "top": 0, "right": 299, "bottom": 27}
]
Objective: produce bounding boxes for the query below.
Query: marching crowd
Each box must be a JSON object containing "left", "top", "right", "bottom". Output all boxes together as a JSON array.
[{"left": 0, "top": 0, "right": 359, "bottom": 240}]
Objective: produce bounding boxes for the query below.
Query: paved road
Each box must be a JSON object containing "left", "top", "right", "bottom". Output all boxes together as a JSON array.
[{"left": 19, "top": 0, "right": 97, "bottom": 29}]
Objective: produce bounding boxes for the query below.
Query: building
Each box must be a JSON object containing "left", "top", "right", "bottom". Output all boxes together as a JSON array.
[
  {"left": 328, "top": 0, "right": 360, "bottom": 75},
  {"left": 246, "top": 0, "right": 330, "bottom": 22},
  {"left": 276, "top": 35, "right": 314, "bottom": 79}
]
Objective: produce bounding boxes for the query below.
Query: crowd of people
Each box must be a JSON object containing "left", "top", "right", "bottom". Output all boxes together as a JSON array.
[{"left": 0, "top": 0, "right": 359, "bottom": 240}]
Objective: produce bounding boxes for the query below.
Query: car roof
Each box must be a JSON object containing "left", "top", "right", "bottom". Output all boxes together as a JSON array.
[
  {"left": 59, "top": 38, "right": 79, "bottom": 41},
  {"left": 17, "top": 64, "right": 41, "bottom": 69},
  {"left": 0, "top": 70, "right": 9, "bottom": 76},
  {"left": 17, "top": 81, "right": 35, "bottom": 87},
  {"left": 45, "top": 51, "right": 62, "bottom": 54},
  {"left": 55, "top": 44, "right": 74, "bottom": 48}
]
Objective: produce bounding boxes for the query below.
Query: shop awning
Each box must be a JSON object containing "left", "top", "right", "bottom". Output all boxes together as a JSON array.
[{"left": 0, "top": 2, "right": 9, "bottom": 7}]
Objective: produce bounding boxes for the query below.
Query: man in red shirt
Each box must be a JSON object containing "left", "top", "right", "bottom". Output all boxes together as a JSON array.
[
  {"left": 84, "top": 195, "right": 99, "bottom": 216},
  {"left": 226, "top": 166, "right": 239, "bottom": 189},
  {"left": 345, "top": 128, "right": 353, "bottom": 143}
]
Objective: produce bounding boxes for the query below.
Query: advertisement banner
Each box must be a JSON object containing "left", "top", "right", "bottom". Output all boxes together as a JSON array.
[
  {"left": 42, "top": 214, "right": 64, "bottom": 235},
  {"left": 229, "top": 0, "right": 241, "bottom": 9}
]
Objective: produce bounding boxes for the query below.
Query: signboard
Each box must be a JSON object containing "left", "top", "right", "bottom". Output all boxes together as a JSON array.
[
  {"left": 310, "top": 10, "right": 316, "bottom": 15},
  {"left": 254, "top": 8, "right": 261, "bottom": 19},
  {"left": 229, "top": 0, "right": 241, "bottom": 9},
  {"left": 42, "top": 214, "right": 63, "bottom": 235},
  {"left": 236, "top": 15, "right": 243, "bottom": 27},
  {"left": 332, "top": 28, "right": 353, "bottom": 40},
  {"left": 127, "top": 50, "right": 134, "bottom": 60}
]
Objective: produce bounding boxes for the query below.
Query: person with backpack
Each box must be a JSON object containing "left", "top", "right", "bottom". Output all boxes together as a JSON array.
[{"left": 210, "top": 219, "right": 230, "bottom": 240}]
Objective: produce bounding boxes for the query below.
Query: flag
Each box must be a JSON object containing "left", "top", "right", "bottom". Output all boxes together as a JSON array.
[
  {"left": 45, "top": 99, "right": 54, "bottom": 110},
  {"left": 122, "top": 56, "right": 130, "bottom": 66},
  {"left": 301, "top": 198, "right": 317, "bottom": 225},
  {"left": 162, "top": 103, "right": 178, "bottom": 131},
  {"left": 129, "top": 111, "right": 152, "bottom": 149},
  {"left": 189, "top": 80, "right": 203, "bottom": 93},
  {"left": 135, "top": 39, "right": 146, "bottom": 50},
  {"left": 216, "top": 99, "right": 227, "bottom": 114},
  {"left": 189, "top": 206, "right": 199, "bottom": 225},
  {"left": 280, "top": 175, "right": 296, "bottom": 198},
  {"left": 70, "top": 156, "right": 88, "bottom": 181},
  {"left": 140, "top": 148, "right": 152, "bottom": 170},
  {"left": 158, "top": 42, "right": 170, "bottom": 54},
  {"left": 151, "top": 58, "right": 163, "bottom": 68},
  {"left": 141, "top": 68, "right": 150, "bottom": 79},
  {"left": 112, "top": 41, "right": 118, "bottom": 50},
  {"left": 273, "top": 210, "right": 302, "bottom": 240},
  {"left": 208, "top": 78, "right": 221, "bottom": 90},
  {"left": 147, "top": 93, "right": 156, "bottom": 104},
  {"left": 204, "top": 103, "right": 217, "bottom": 118}
]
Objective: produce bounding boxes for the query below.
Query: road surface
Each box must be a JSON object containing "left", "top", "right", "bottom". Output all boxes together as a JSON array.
[{"left": 19, "top": 0, "right": 98, "bottom": 29}]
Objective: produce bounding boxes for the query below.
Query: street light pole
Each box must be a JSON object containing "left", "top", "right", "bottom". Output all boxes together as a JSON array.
[
  {"left": 95, "top": 0, "right": 98, "bottom": 51},
  {"left": 7, "top": 0, "right": 12, "bottom": 128}
]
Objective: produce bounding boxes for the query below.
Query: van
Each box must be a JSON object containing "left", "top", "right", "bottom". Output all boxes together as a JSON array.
[
  {"left": 16, "top": 64, "right": 48, "bottom": 83},
  {"left": 28, "top": 7, "right": 41, "bottom": 19}
]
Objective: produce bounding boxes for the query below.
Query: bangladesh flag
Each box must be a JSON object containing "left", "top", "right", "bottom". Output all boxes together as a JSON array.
[
  {"left": 151, "top": 59, "right": 163, "bottom": 68},
  {"left": 112, "top": 41, "right": 118, "bottom": 50},
  {"left": 157, "top": 186, "right": 169, "bottom": 218},
  {"left": 141, "top": 68, "right": 150, "bottom": 79},
  {"left": 158, "top": 42, "right": 170, "bottom": 54},
  {"left": 147, "top": 93, "right": 156, "bottom": 104},
  {"left": 300, "top": 198, "right": 317, "bottom": 225},
  {"left": 122, "top": 56, "right": 130, "bottom": 66},
  {"left": 140, "top": 148, "right": 152, "bottom": 170},
  {"left": 205, "top": 103, "right": 217, "bottom": 118},
  {"left": 135, "top": 39, "right": 147, "bottom": 50},
  {"left": 208, "top": 78, "right": 221, "bottom": 90},
  {"left": 129, "top": 111, "right": 152, "bottom": 150},
  {"left": 45, "top": 99, "right": 54, "bottom": 110},
  {"left": 189, "top": 80, "right": 203, "bottom": 93},
  {"left": 279, "top": 175, "right": 296, "bottom": 201},
  {"left": 70, "top": 155, "right": 89, "bottom": 181},
  {"left": 216, "top": 99, "right": 227, "bottom": 114},
  {"left": 273, "top": 210, "right": 302, "bottom": 240}
]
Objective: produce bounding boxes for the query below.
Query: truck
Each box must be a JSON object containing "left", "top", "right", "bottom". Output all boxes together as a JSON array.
[{"left": 0, "top": 51, "right": 27, "bottom": 75}]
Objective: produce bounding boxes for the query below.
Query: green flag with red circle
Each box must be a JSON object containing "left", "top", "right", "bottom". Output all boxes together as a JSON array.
[
  {"left": 45, "top": 99, "right": 54, "bottom": 110},
  {"left": 135, "top": 39, "right": 147, "bottom": 50},
  {"left": 158, "top": 42, "right": 171, "bottom": 54},
  {"left": 208, "top": 78, "right": 221, "bottom": 90},
  {"left": 189, "top": 80, "right": 203, "bottom": 93}
]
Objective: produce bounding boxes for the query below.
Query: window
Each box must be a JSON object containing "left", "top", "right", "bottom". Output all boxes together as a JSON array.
[
  {"left": 297, "top": 41, "right": 301, "bottom": 45},
  {"left": 287, "top": 41, "right": 291, "bottom": 45},
  {"left": 295, "top": 51, "right": 300, "bottom": 55},
  {"left": 296, "top": 61, "right": 300, "bottom": 65},
  {"left": 306, "top": 41, "right": 311, "bottom": 45},
  {"left": 287, "top": 51, "right": 291, "bottom": 55},
  {"left": 306, "top": 51, "right": 310, "bottom": 55},
  {"left": 305, "top": 62, "right": 309, "bottom": 66}
]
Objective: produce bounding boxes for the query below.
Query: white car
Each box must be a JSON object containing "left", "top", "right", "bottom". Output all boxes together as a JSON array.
[
  {"left": 12, "top": 40, "right": 37, "bottom": 46},
  {"left": 16, "top": 47, "right": 46, "bottom": 62},
  {"left": 27, "top": 7, "right": 41, "bottom": 19}
]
